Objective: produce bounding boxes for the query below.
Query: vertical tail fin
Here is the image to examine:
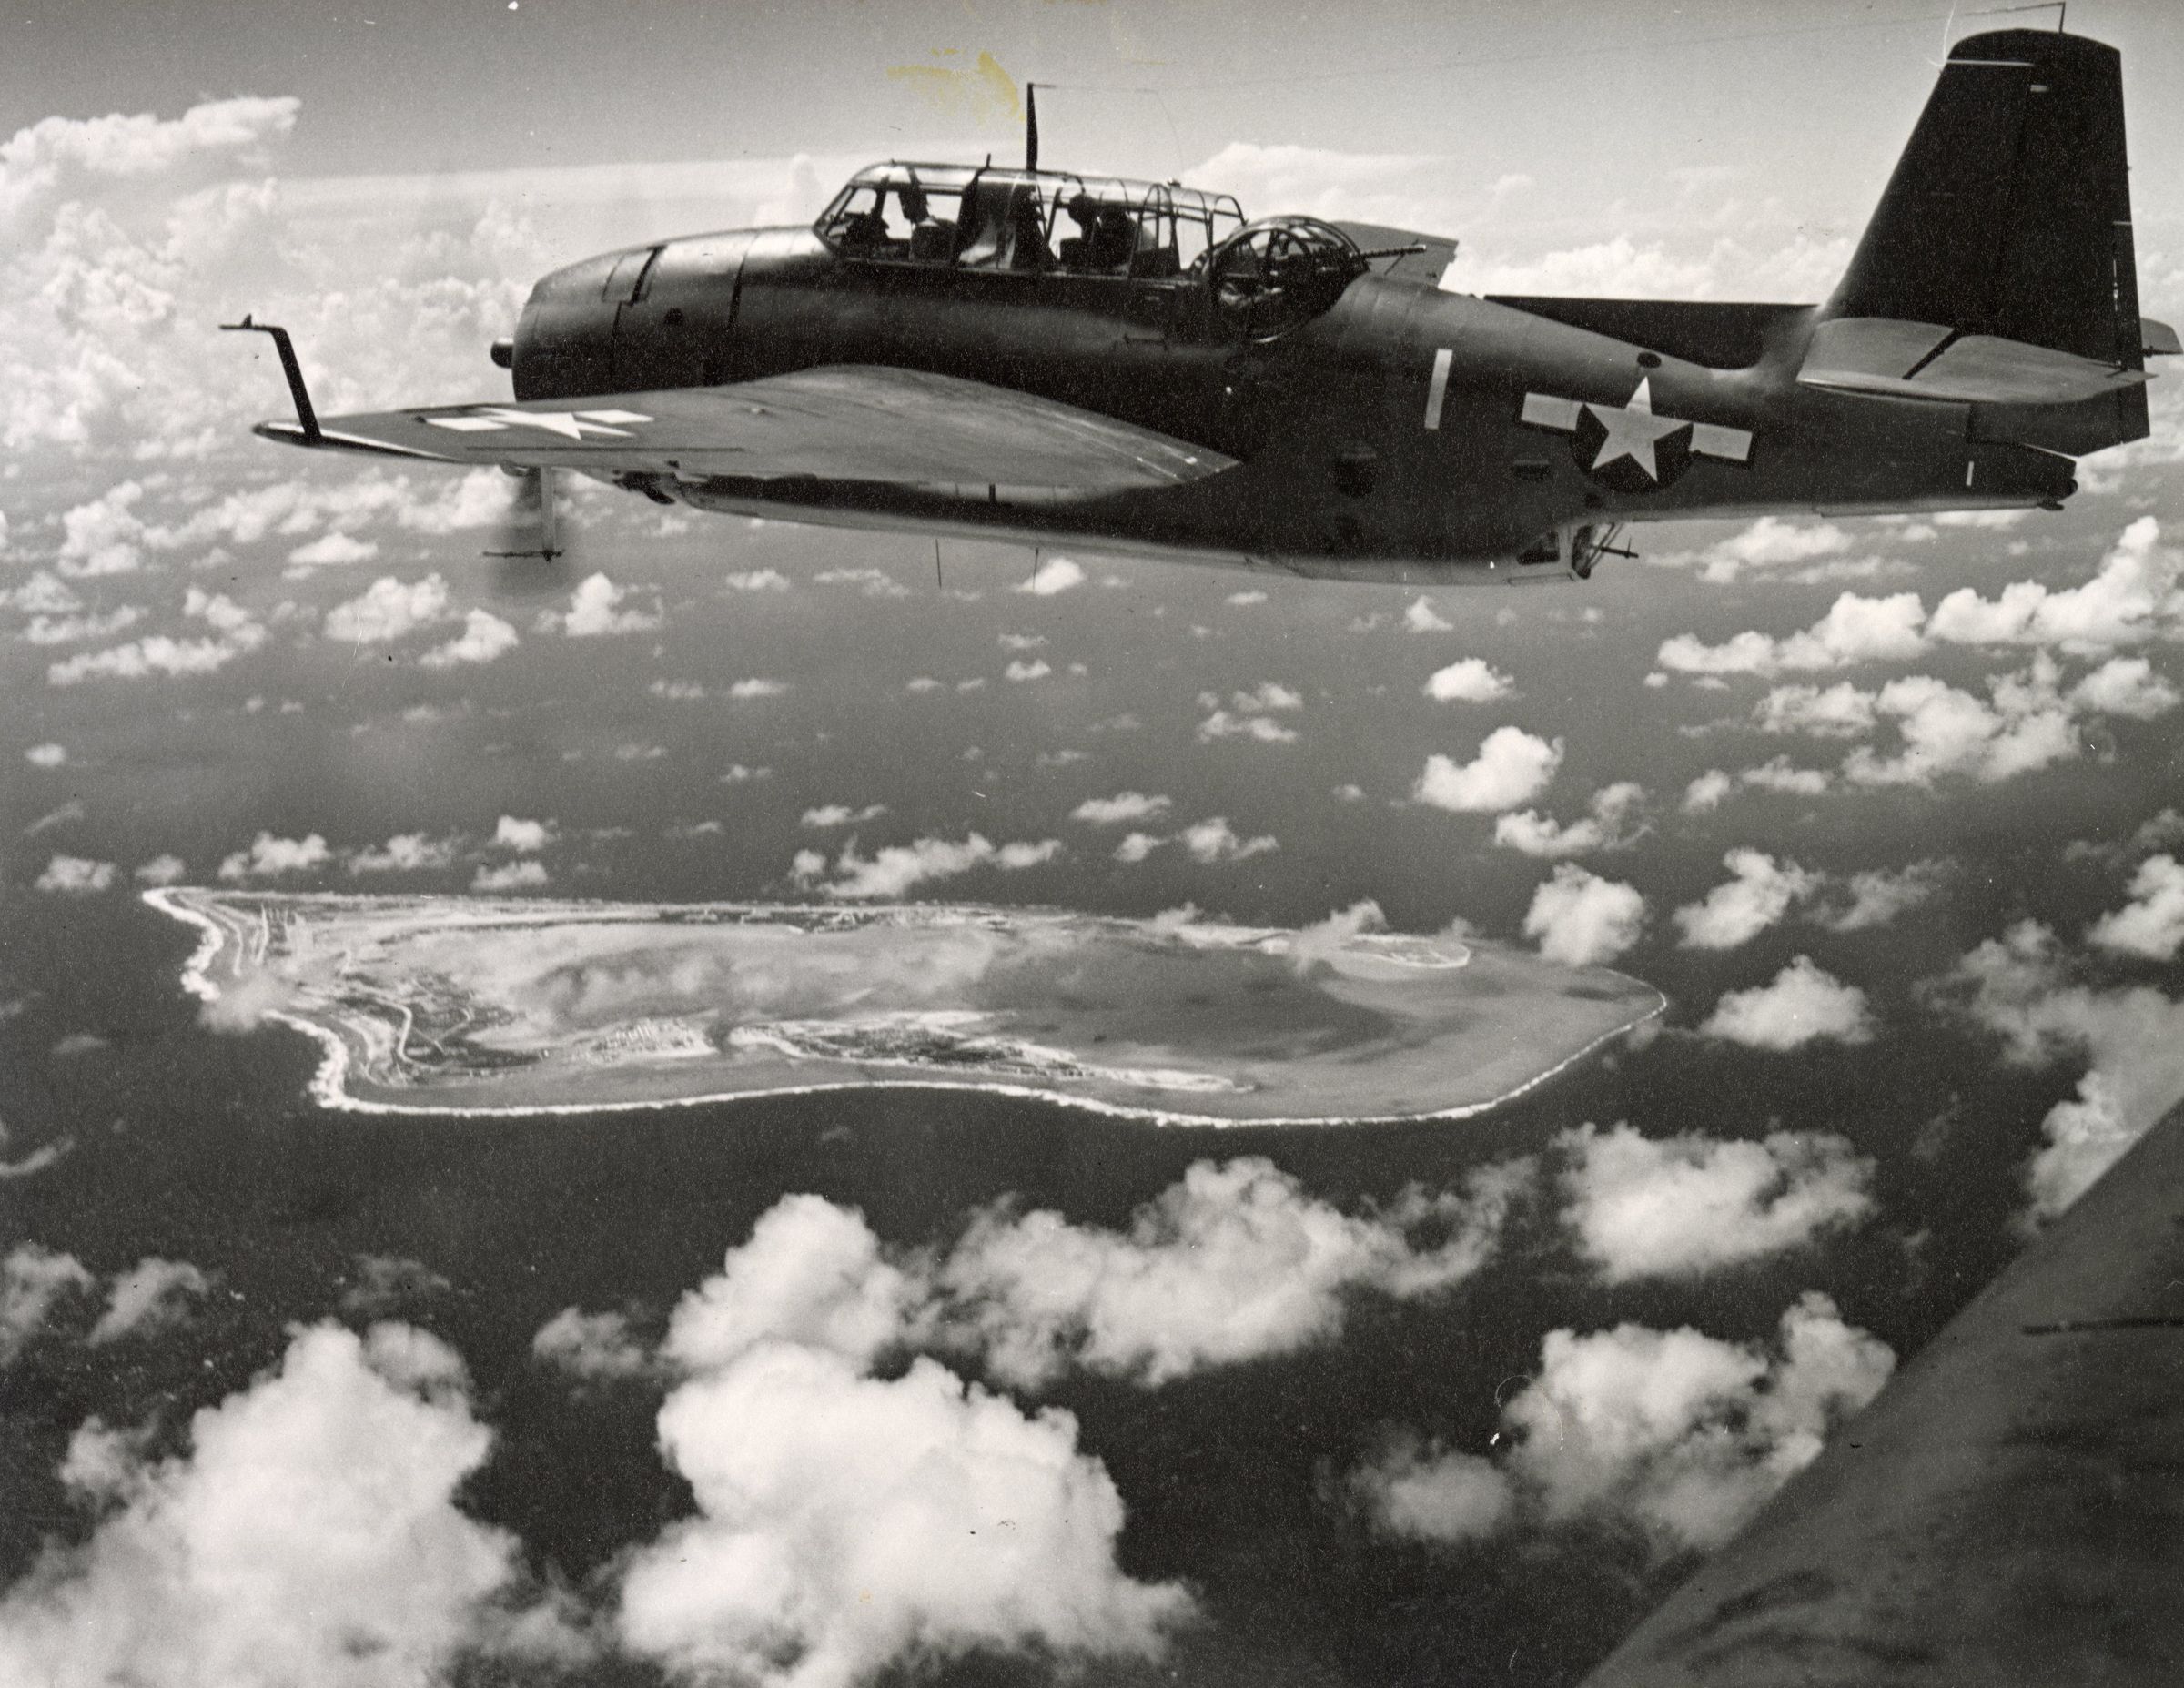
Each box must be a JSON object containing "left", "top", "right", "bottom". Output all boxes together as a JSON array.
[
  {"left": 1821, "top": 29, "right": 2149, "bottom": 450},
  {"left": 1828, "top": 29, "right": 2138, "bottom": 366}
]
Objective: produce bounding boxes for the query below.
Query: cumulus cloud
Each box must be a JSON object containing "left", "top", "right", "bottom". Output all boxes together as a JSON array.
[
  {"left": 1699, "top": 956, "right": 1875, "bottom": 1050},
  {"left": 1343, "top": 1434, "right": 1514, "bottom": 1546},
  {"left": 1504, "top": 1293, "right": 1893, "bottom": 1553},
  {"left": 1196, "top": 683, "right": 1302, "bottom": 743},
  {"left": 728, "top": 676, "right": 789, "bottom": 700},
  {"left": 2088, "top": 854, "right": 2184, "bottom": 961},
  {"left": 807, "top": 833, "right": 1061, "bottom": 900},
  {"left": 559, "top": 571, "right": 662, "bottom": 636},
  {"left": 1281, "top": 899, "right": 1392, "bottom": 976},
  {"left": 35, "top": 853, "right": 116, "bottom": 895},
  {"left": 1657, "top": 591, "right": 1929, "bottom": 678},
  {"left": 799, "top": 803, "right": 886, "bottom": 830},
  {"left": 1675, "top": 517, "right": 1857, "bottom": 584},
  {"left": 1071, "top": 791, "right": 1170, "bottom": 826},
  {"left": 420, "top": 608, "right": 518, "bottom": 668},
  {"left": 217, "top": 831, "right": 329, "bottom": 882},
  {"left": 86, "top": 1257, "right": 210, "bottom": 1344},
  {"left": 1522, "top": 864, "right": 1645, "bottom": 966},
  {"left": 1403, "top": 595, "right": 1452, "bottom": 632},
  {"left": 288, "top": 531, "right": 377, "bottom": 568},
  {"left": 723, "top": 568, "right": 790, "bottom": 591},
  {"left": 323, "top": 574, "right": 450, "bottom": 643},
  {"left": 1925, "top": 516, "right": 2182, "bottom": 655},
  {"left": 1413, "top": 726, "right": 1562, "bottom": 813},
  {"left": 2, "top": 1243, "right": 95, "bottom": 1363},
  {"left": 473, "top": 860, "right": 550, "bottom": 893},
  {"left": 1659, "top": 524, "right": 2183, "bottom": 709},
  {"left": 936, "top": 1157, "right": 1528, "bottom": 1390},
  {"left": 1346, "top": 1294, "right": 1893, "bottom": 1558},
  {"left": 1178, "top": 816, "right": 1279, "bottom": 864},
  {"left": 2068, "top": 654, "right": 2179, "bottom": 720},
  {"left": 1813, "top": 859, "right": 1949, "bottom": 932},
  {"left": 347, "top": 832, "right": 460, "bottom": 874},
  {"left": 532, "top": 1307, "right": 655, "bottom": 1382},
  {"left": 1754, "top": 681, "right": 1879, "bottom": 739},
  {"left": 1016, "top": 555, "right": 1085, "bottom": 595},
  {"left": 25, "top": 742, "right": 66, "bottom": 767},
  {"left": 1554, "top": 1123, "right": 1876, "bottom": 1280},
  {"left": 1738, "top": 754, "right": 1833, "bottom": 796},
  {"left": 196, "top": 969, "right": 292, "bottom": 1036},
  {"left": 0, "top": 1321, "right": 549, "bottom": 1688},
  {"left": 1841, "top": 660, "right": 2082, "bottom": 788},
  {"left": 492, "top": 815, "right": 552, "bottom": 853},
  {"left": 1682, "top": 769, "right": 1734, "bottom": 814},
  {"left": 813, "top": 566, "right": 910, "bottom": 600},
  {"left": 1423, "top": 657, "right": 1514, "bottom": 702},
  {"left": 0, "top": 96, "right": 533, "bottom": 470},
  {"left": 46, "top": 588, "right": 265, "bottom": 686},
  {"left": 1934, "top": 920, "right": 2184, "bottom": 1220},
  {"left": 23, "top": 605, "right": 142, "bottom": 645},
  {"left": 1493, "top": 780, "right": 1647, "bottom": 858},
  {"left": 1673, "top": 849, "right": 1820, "bottom": 949},
  {"left": 617, "top": 1194, "right": 1189, "bottom": 1687}
]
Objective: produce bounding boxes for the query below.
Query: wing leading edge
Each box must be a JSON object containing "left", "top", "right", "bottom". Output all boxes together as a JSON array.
[{"left": 252, "top": 364, "right": 1237, "bottom": 499}]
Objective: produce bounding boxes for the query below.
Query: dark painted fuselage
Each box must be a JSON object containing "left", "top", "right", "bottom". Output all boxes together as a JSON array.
[{"left": 508, "top": 216, "right": 2079, "bottom": 583}]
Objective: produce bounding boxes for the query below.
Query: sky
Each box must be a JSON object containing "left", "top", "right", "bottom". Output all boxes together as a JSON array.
[{"left": 4, "top": 4, "right": 2184, "bottom": 1686}]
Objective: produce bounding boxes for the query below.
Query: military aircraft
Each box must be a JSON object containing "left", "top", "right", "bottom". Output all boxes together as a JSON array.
[{"left": 228, "top": 27, "right": 2171, "bottom": 583}]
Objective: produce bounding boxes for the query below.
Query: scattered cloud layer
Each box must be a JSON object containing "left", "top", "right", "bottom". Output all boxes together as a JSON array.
[
  {"left": 1414, "top": 726, "right": 1562, "bottom": 813},
  {"left": 1700, "top": 956, "right": 1875, "bottom": 1050},
  {"left": 1673, "top": 849, "right": 1820, "bottom": 949},
  {"left": 0, "top": 1321, "right": 557, "bottom": 1688},
  {"left": 795, "top": 832, "right": 1061, "bottom": 899},
  {"left": 1933, "top": 921, "right": 2184, "bottom": 1222},
  {"left": 1522, "top": 864, "right": 1645, "bottom": 966},
  {"left": 1554, "top": 1123, "right": 1876, "bottom": 1280},
  {"left": 1494, "top": 781, "right": 1647, "bottom": 858},
  {"left": 1348, "top": 1293, "right": 1894, "bottom": 1559}
]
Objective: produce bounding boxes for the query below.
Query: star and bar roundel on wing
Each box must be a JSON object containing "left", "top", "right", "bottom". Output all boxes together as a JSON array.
[
  {"left": 425, "top": 407, "right": 652, "bottom": 440},
  {"left": 1520, "top": 378, "right": 1752, "bottom": 493}
]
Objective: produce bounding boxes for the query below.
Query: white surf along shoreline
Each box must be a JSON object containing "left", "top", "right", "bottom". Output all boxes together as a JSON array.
[{"left": 143, "top": 887, "right": 1667, "bottom": 1129}]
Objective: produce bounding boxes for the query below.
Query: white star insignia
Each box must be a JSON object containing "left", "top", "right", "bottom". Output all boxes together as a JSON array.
[
  {"left": 1517, "top": 379, "right": 1753, "bottom": 478},
  {"left": 427, "top": 408, "right": 651, "bottom": 439},
  {"left": 1582, "top": 378, "right": 1685, "bottom": 481}
]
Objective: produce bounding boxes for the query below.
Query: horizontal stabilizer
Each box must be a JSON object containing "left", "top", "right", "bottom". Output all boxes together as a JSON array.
[
  {"left": 1799, "top": 316, "right": 2149, "bottom": 406},
  {"left": 2145, "top": 318, "right": 2182, "bottom": 358},
  {"left": 252, "top": 365, "right": 1236, "bottom": 497}
]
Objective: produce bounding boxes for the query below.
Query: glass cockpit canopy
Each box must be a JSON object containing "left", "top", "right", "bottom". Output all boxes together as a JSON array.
[{"left": 815, "top": 161, "right": 1247, "bottom": 278}]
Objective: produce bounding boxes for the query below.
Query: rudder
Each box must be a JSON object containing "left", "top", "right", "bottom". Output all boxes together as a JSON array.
[{"left": 1827, "top": 29, "right": 2138, "bottom": 372}]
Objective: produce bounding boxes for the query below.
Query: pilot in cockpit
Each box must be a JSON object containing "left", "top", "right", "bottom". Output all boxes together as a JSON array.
[
  {"left": 898, "top": 183, "right": 953, "bottom": 262},
  {"left": 1059, "top": 194, "right": 1137, "bottom": 274}
]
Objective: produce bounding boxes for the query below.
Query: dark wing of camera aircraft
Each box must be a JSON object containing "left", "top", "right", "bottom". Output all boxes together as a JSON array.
[
  {"left": 229, "top": 26, "right": 2172, "bottom": 584},
  {"left": 1576, "top": 1090, "right": 2184, "bottom": 1688}
]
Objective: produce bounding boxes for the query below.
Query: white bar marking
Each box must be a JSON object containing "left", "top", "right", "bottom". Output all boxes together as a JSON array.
[
  {"left": 1690, "top": 422, "right": 1753, "bottom": 463},
  {"left": 1520, "top": 392, "right": 1581, "bottom": 431},
  {"left": 1424, "top": 349, "right": 1453, "bottom": 430}
]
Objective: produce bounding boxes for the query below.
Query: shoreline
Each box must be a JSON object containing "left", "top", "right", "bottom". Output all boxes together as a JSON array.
[{"left": 143, "top": 886, "right": 1666, "bottom": 1128}]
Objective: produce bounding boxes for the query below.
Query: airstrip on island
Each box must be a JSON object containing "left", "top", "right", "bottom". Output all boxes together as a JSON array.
[{"left": 145, "top": 890, "right": 1663, "bottom": 1124}]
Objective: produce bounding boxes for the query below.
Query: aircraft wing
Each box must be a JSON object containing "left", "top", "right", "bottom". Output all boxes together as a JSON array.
[
  {"left": 1580, "top": 1096, "right": 2184, "bottom": 1687},
  {"left": 255, "top": 364, "right": 1236, "bottom": 496}
]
